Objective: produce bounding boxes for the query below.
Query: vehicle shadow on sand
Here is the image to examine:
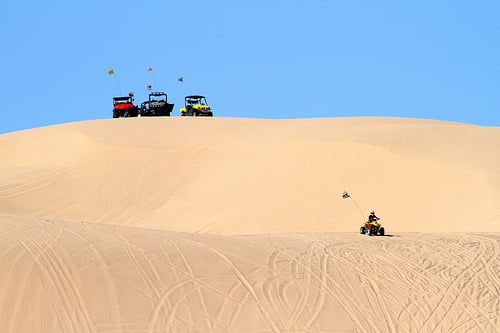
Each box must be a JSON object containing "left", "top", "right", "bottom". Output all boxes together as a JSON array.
[{"left": 360, "top": 233, "right": 400, "bottom": 238}]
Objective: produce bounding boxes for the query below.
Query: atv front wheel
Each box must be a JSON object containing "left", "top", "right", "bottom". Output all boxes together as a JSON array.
[
  {"left": 360, "top": 226, "right": 366, "bottom": 234},
  {"left": 378, "top": 227, "right": 385, "bottom": 236}
]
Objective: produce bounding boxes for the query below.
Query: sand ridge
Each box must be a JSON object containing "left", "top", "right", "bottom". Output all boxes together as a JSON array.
[{"left": 0, "top": 117, "right": 499, "bottom": 233}]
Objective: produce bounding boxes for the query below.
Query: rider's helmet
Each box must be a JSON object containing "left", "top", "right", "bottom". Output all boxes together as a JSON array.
[{"left": 370, "top": 210, "right": 375, "bottom": 214}]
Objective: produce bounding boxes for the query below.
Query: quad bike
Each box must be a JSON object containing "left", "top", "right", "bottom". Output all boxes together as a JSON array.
[{"left": 360, "top": 219, "right": 385, "bottom": 236}]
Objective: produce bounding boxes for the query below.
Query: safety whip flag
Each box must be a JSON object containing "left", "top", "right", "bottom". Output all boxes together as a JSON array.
[
  {"left": 147, "top": 67, "right": 157, "bottom": 87},
  {"left": 108, "top": 69, "right": 121, "bottom": 95},
  {"left": 177, "top": 76, "right": 183, "bottom": 82},
  {"left": 146, "top": 85, "right": 152, "bottom": 90},
  {"left": 341, "top": 191, "right": 365, "bottom": 219}
]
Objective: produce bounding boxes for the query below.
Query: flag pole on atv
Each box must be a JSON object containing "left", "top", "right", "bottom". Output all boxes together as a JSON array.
[
  {"left": 343, "top": 191, "right": 385, "bottom": 236},
  {"left": 342, "top": 191, "right": 365, "bottom": 220},
  {"left": 147, "top": 67, "right": 157, "bottom": 90},
  {"left": 108, "top": 69, "right": 122, "bottom": 96}
]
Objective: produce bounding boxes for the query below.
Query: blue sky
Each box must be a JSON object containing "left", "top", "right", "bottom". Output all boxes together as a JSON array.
[{"left": 2, "top": 0, "right": 499, "bottom": 133}]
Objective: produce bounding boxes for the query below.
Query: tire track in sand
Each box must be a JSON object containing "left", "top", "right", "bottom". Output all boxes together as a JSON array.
[
  {"left": 418, "top": 235, "right": 497, "bottom": 333},
  {"left": 166, "top": 238, "right": 214, "bottom": 332},
  {"left": 274, "top": 245, "right": 370, "bottom": 333},
  {"left": 0, "top": 140, "right": 120, "bottom": 200},
  {"left": 59, "top": 221, "right": 122, "bottom": 324},
  {"left": 13, "top": 222, "right": 96, "bottom": 333},
  {"left": 185, "top": 239, "right": 281, "bottom": 333}
]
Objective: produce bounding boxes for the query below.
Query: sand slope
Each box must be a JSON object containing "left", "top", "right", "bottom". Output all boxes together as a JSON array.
[
  {"left": 0, "top": 117, "right": 499, "bottom": 233},
  {"left": 0, "top": 117, "right": 499, "bottom": 332},
  {"left": 0, "top": 216, "right": 498, "bottom": 332}
]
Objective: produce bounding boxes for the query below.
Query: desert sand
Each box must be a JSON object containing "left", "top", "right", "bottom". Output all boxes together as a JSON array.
[{"left": 0, "top": 117, "right": 498, "bottom": 332}]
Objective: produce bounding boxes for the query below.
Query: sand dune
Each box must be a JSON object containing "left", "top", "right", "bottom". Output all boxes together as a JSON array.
[
  {"left": 0, "top": 216, "right": 498, "bottom": 332},
  {"left": 0, "top": 117, "right": 499, "bottom": 332},
  {"left": 1, "top": 117, "right": 499, "bottom": 233}
]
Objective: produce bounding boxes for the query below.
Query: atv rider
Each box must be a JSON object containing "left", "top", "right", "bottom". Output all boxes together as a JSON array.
[{"left": 368, "top": 211, "right": 380, "bottom": 223}]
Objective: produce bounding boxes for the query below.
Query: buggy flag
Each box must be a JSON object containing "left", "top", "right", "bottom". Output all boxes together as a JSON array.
[
  {"left": 342, "top": 191, "right": 350, "bottom": 199},
  {"left": 147, "top": 67, "right": 153, "bottom": 72},
  {"left": 108, "top": 69, "right": 121, "bottom": 95},
  {"left": 146, "top": 85, "right": 152, "bottom": 90},
  {"left": 177, "top": 76, "right": 183, "bottom": 82}
]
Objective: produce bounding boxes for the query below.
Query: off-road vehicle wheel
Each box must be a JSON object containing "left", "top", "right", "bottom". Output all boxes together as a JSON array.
[
  {"left": 378, "top": 227, "right": 385, "bottom": 236},
  {"left": 360, "top": 226, "right": 366, "bottom": 234}
]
